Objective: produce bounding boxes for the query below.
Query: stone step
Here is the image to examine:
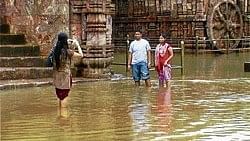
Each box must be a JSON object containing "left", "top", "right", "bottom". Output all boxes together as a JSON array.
[
  {"left": 0, "top": 34, "right": 26, "bottom": 45},
  {"left": 0, "top": 57, "right": 46, "bottom": 67},
  {"left": 0, "top": 24, "right": 10, "bottom": 34},
  {"left": 0, "top": 17, "right": 6, "bottom": 24},
  {"left": 0, "top": 44, "right": 40, "bottom": 57},
  {"left": 0, "top": 67, "right": 53, "bottom": 80}
]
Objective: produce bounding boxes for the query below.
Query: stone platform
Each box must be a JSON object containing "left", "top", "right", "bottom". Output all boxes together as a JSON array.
[{"left": 0, "top": 78, "right": 105, "bottom": 90}]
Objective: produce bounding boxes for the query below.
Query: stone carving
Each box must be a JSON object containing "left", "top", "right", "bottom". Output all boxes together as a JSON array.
[{"left": 70, "top": 0, "right": 115, "bottom": 78}]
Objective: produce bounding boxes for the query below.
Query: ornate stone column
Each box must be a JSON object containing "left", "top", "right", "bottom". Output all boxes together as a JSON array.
[
  {"left": 0, "top": 0, "right": 6, "bottom": 24},
  {"left": 71, "top": 0, "right": 115, "bottom": 78},
  {"left": 248, "top": 0, "right": 250, "bottom": 14},
  {"left": 0, "top": 0, "right": 7, "bottom": 37}
]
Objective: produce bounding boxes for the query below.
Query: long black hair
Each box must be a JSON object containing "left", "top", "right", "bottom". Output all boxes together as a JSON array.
[{"left": 54, "top": 32, "right": 69, "bottom": 70}]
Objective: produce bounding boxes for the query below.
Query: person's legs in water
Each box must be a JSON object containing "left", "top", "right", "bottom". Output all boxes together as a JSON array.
[
  {"left": 140, "top": 62, "right": 151, "bottom": 87},
  {"left": 135, "top": 81, "right": 140, "bottom": 86},
  {"left": 165, "top": 80, "right": 170, "bottom": 88},
  {"left": 159, "top": 81, "right": 164, "bottom": 87},
  {"left": 163, "top": 65, "right": 171, "bottom": 87},
  {"left": 58, "top": 100, "right": 69, "bottom": 118},
  {"left": 145, "top": 79, "right": 151, "bottom": 87},
  {"left": 60, "top": 97, "right": 68, "bottom": 108},
  {"left": 165, "top": 81, "right": 168, "bottom": 87},
  {"left": 132, "top": 63, "right": 141, "bottom": 86},
  {"left": 158, "top": 72, "right": 165, "bottom": 87}
]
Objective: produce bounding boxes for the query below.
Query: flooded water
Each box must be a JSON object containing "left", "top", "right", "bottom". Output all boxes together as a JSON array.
[{"left": 1, "top": 52, "right": 250, "bottom": 141}]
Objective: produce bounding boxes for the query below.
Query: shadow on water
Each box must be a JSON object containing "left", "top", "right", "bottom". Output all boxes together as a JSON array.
[{"left": 1, "top": 52, "right": 250, "bottom": 141}]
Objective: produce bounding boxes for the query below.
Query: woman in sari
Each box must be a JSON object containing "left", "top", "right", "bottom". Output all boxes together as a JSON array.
[{"left": 155, "top": 34, "right": 174, "bottom": 87}]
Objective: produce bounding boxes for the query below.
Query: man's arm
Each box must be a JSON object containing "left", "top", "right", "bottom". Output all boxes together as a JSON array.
[
  {"left": 146, "top": 41, "right": 151, "bottom": 68},
  {"left": 127, "top": 52, "right": 132, "bottom": 71},
  {"left": 127, "top": 42, "right": 134, "bottom": 71},
  {"left": 147, "top": 50, "right": 151, "bottom": 68}
]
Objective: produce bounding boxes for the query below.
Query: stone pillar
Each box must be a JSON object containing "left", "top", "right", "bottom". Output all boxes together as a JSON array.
[
  {"left": 246, "top": 0, "right": 249, "bottom": 13},
  {"left": 71, "top": 0, "right": 115, "bottom": 78},
  {"left": 0, "top": 0, "right": 6, "bottom": 24},
  {"left": 238, "top": 0, "right": 245, "bottom": 13}
]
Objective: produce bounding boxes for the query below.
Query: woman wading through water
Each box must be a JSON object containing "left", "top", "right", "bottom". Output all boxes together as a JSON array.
[{"left": 52, "top": 32, "right": 83, "bottom": 108}]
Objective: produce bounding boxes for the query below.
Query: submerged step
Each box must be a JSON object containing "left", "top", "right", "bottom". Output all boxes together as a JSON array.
[
  {"left": 0, "top": 57, "right": 46, "bottom": 67},
  {"left": 0, "top": 44, "right": 40, "bottom": 57},
  {"left": 0, "top": 67, "right": 53, "bottom": 80},
  {"left": 0, "top": 34, "right": 26, "bottom": 45}
]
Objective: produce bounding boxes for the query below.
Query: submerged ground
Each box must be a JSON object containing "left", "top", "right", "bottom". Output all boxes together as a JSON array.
[{"left": 1, "top": 52, "right": 250, "bottom": 141}]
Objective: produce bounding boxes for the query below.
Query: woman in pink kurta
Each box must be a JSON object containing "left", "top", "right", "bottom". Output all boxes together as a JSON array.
[
  {"left": 155, "top": 34, "right": 174, "bottom": 87},
  {"left": 52, "top": 32, "right": 83, "bottom": 107}
]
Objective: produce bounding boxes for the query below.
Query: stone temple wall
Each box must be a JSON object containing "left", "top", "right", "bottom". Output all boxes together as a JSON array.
[{"left": 1, "top": 0, "right": 69, "bottom": 55}]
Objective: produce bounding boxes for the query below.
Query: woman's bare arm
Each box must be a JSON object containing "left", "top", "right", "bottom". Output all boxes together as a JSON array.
[
  {"left": 165, "top": 47, "right": 174, "bottom": 65},
  {"left": 70, "top": 39, "right": 83, "bottom": 57}
]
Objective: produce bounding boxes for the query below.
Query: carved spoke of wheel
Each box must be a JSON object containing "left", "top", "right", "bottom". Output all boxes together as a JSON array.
[{"left": 208, "top": 0, "right": 243, "bottom": 52}]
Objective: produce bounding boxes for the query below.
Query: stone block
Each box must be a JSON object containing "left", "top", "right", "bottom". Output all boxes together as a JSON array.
[
  {"left": 0, "top": 34, "right": 26, "bottom": 45},
  {"left": 0, "top": 67, "right": 53, "bottom": 80},
  {"left": 0, "top": 57, "right": 45, "bottom": 67},
  {"left": 0, "top": 45, "right": 40, "bottom": 57}
]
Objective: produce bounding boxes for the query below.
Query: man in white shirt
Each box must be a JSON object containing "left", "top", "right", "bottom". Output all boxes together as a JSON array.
[{"left": 128, "top": 31, "right": 151, "bottom": 87}]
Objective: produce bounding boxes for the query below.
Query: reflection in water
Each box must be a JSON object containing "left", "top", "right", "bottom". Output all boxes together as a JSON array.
[
  {"left": 129, "top": 88, "right": 151, "bottom": 135},
  {"left": 56, "top": 106, "right": 71, "bottom": 129},
  {"left": 57, "top": 105, "right": 70, "bottom": 120},
  {"left": 183, "top": 53, "right": 250, "bottom": 79},
  {"left": 156, "top": 85, "right": 172, "bottom": 134},
  {"left": 1, "top": 79, "right": 250, "bottom": 141},
  {"left": 1, "top": 53, "right": 250, "bottom": 140}
]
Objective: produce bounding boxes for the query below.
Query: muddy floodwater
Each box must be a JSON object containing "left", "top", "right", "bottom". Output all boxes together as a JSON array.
[{"left": 1, "top": 52, "right": 250, "bottom": 141}]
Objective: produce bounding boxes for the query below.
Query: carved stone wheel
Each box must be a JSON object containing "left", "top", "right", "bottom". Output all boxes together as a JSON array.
[{"left": 207, "top": 0, "right": 243, "bottom": 52}]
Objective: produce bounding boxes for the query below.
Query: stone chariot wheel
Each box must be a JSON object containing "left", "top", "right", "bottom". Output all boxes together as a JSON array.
[{"left": 207, "top": 0, "right": 243, "bottom": 53}]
